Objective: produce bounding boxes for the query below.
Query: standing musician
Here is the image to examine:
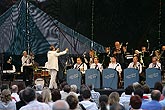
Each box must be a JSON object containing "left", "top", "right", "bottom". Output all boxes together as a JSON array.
[
  {"left": 73, "top": 57, "right": 87, "bottom": 84},
  {"left": 47, "top": 45, "right": 68, "bottom": 89},
  {"left": 128, "top": 56, "right": 142, "bottom": 74},
  {"left": 148, "top": 57, "right": 161, "bottom": 70},
  {"left": 90, "top": 57, "right": 103, "bottom": 72},
  {"left": 101, "top": 47, "right": 111, "bottom": 68},
  {"left": 108, "top": 56, "right": 122, "bottom": 87},
  {"left": 21, "top": 51, "right": 33, "bottom": 86},
  {"left": 112, "top": 41, "right": 125, "bottom": 68}
]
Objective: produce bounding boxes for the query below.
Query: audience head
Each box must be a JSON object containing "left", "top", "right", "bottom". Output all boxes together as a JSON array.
[
  {"left": 142, "top": 84, "right": 150, "bottom": 94},
  {"left": 51, "top": 89, "right": 61, "bottom": 102},
  {"left": 130, "top": 95, "right": 142, "bottom": 109},
  {"left": 35, "top": 84, "right": 43, "bottom": 91},
  {"left": 125, "top": 85, "right": 134, "bottom": 95},
  {"left": 109, "top": 92, "right": 120, "bottom": 105},
  {"left": 82, "top": 89, "right": 91, "bottom": 100},
  {"left": 11, "top": 85, "right": 18, "bottom": 93},
  {"left": 60, "top": 81, "right": 68, "bottom": 90},
  {"left": 151, "top": 90, "right": 161, "bottom": 101},
  {"left": 154, "top": 82, "right": 163, "bottom": 93},
  {"left": 19, "top": 89, "right": 24, "bottom": 101},
  {"left": 41, "top": 88, "right": 51, "bottom": 104},
  {"left": 36, "top": 93, "right": 43, "bottom": 102},
  {"left": 1, "top": 89, "right": 12, "bottom": 103},
  {"left": 70, "top": 85, "right": 78, "bottom": 93},
  {"left": 66, "top": 95, "right": 78, "bottom": 109},
  {"left": 64, "top": 85, "right": 71, "bottom": 93},
  {"left": 52, "top": 100, "right": 69, "bottom": 110},
  {"left": 22, "top": 87, "right": 36, "bottom": 103},
  {"left": 134, "top": 88, "right": 144, "bottom": 99},
  {"left": 133, "top": 82, "right": 142, "bottom": 91},
  {"left": 99, "top": 95, "right": 109, "bottom": 110}
]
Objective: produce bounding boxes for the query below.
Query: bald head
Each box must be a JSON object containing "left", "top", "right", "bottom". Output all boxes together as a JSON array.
[
  {"left": 151, "top": 90, "right": 161, "bottom": 101},
  {"left": 52, "top": 100, "right": 69, "bottom": 110},
  {"left": 11, "top": 85, "right": 18, "bottom": 93}
]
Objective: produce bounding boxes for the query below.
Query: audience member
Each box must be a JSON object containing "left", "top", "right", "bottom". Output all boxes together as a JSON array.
[
  {"left": 119, "top": 85, "right": 133, "bottom": 110},
  {"left": 79, "top": 89, "right": 98, "bottom": 110},
  {"left": 11, "top": 85, "right": 20, "bottom": 102},
  {"left": 41, "top": 88, "right": 53, "bottom": 108},
  {"left": 36, "top": 93, "right": 43, "bottom": 102},
  {"left": 121, "top": 85, "right": 134, "bottom": 97},
  {"left": 141, "top": 90, "right": 162, "bottom": 110},
  {"left": 154, "top": 82, "right": 164, "bottom": 100},
  {"left": 19, "top": 87, "right": 51, "bottom": 110},
  {"left": 142, "top": 84, "right": 151, "bottom": 100},
  {"left": 69, "top": 84, "right": 79, "bottom": 97},
  {"left": 66, "top": 95, "right": 79, "bottom": 110},
  {"left": 35, "top": 84, "right": 43, "bottom": 94},
  {"left": 61, "top": 85, "right": 71, "bottom": 100},
  {"left": 130, "top": 95, "right": 142, "bottom": 110},
  {"left": 52, "top": 100, "right": 69, "bottom": 110},
  {"left": 88, "top": 84, "right": 100, "bottom": 107},
  {"left": 1, "top": 84, "right": 9, "bottom": 92},
  {"left": 99, "top": 95, "right": 109, "bottom": 110},
  {"left": 16, "top": 90, "right": 26, "bottom": 110},
  {"left": 0, "top": 89, "right": 16, "bottom": 110},
  {"left": 109, "top": 92, "right": 125, "bottom": 110},
  {"left": 51, "top": 89, "right": 61, "bottom": 102},
  {"left": 134, "top": 88, "right": 149, "bottom": 107},
  {"left": 159, "top": 87, "right": 165, "bottom": 108}
]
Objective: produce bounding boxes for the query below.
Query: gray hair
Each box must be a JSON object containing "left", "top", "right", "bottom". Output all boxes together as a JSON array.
[{"left": 52, "top": 100, "right": 69, "bottom": 110}]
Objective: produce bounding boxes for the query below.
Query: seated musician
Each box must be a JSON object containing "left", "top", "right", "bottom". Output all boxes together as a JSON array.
[
  {"left": 74, "top": 57, "right": 87, "bottom": 84},
  {"left": 148, "top": 57, "right": 161, "bottom": 70},
  {"left": 21, "top": 51, "right": 33, "bottom": 86},
  {"left": 73, "top": 57, "right": 87, "bottom": 74},
  {"left": 90, "top": 56, "right": 103, "bottom": 72},
  {"left": 3, "top": 57, "right": 16, "bottom": 73},
  {"left": 108, "top": 56, "right": 122, "bottom": 78},
  {"left": 128, "top": 56, "right": 142, "bottom": 74}
]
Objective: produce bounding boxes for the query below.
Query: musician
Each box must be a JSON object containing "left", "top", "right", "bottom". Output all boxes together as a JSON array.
[
  {"left": 47, "top": 45, "right": 68, "bottom": 89},
  {"left": 89, "top": 49, "right": 95, "bottom": 65},
  {"left": 148, "top": 57, "right": 161, "bottom": 70},
  {"left": 74, "top": 57, "right": 87, "bottom": 84},
  {"left": 108, "top": 56, "right": 122, "bottom": 74},
  {"left": 73, "top": 57, "right": 87, "bottom": 74},
  {"left": 90, "top": 57, "right": 103, "bottom": 72},
  {"left": 101, "top": 47, "right": 111, "bottom": 68},
  {"left": 128, "top": 56, "right": 142, "bottom": 74},
  {"left": 21, "top": 51, "right": 33, "bottom": 86},
  {"left": 112, "top": 41, "right": 125, "bottom": 68},
  {"left": 108, "top": 56, "right": 122, "bottom": 83}
]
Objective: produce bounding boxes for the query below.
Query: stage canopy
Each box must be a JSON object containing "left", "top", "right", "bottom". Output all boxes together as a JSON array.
[{"left": 0, "top": 0, "right": 104, "bottom": 55}]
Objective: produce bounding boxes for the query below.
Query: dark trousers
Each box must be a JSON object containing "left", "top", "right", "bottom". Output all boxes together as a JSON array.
[{"left": 23, "top": 66, "right": 33, "bottom": 86}]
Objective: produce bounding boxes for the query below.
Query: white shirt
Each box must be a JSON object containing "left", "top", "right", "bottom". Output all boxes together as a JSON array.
[
  {"left": 108, "top": 62, "right": 122, "bottom": 74},
  {"left": 79, "top": 100, "right": 98, "bottom": 110},
  {"left": 47, "top": 50, "right": 67, "bottom": 71},
  {"left": 128, "top": 62, "right": 142, "bottom": 73},
  {"left": 11, "top": 93, "right": 20, "bottom": 102},
  {"left": 90, "top": 63, "right": 103, "bottom": 72},
  {"left": 73, "top": 63, "right": 87, "bottom": 74},
  {"left": 148, "top": 62, "right": 161, "bottom": 70},
  {"left": 21, "top": 55, "right": 32, "bottom": 66},
  {"left": 20, "top": 100, "right": 51, "bottom": 110}
]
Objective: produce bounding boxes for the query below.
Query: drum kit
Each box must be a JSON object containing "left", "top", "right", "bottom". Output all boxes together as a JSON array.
[{"left": 34, "top": 66, "right": 50, "bottom": 86}]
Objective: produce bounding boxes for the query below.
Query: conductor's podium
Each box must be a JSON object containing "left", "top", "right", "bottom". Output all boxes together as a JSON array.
[
  {"left": 124, "top": 68, "right": 139, "bottom": 89},
  {"left": 146, "top": 68, "right": 161, "bottom": 88},
  {"left": 66, "top": 69, "right": 81, "bottom": 90},
  {"left": 102, "top": 68, "right": 118, "bottom": 89}
]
